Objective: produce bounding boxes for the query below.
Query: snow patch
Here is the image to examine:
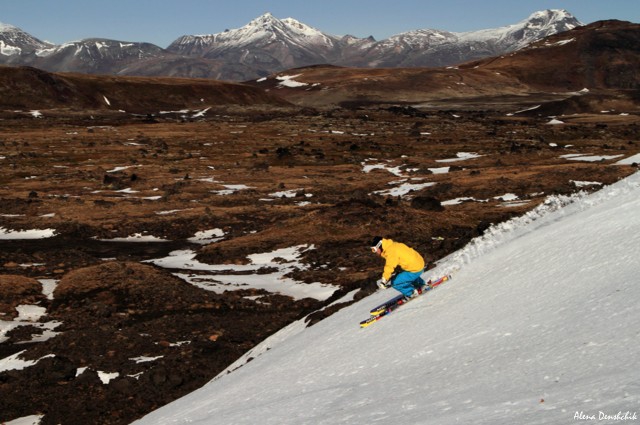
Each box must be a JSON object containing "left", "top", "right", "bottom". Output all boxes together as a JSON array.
[
  {"left": 2, "top": 414, "right": 44, "bottom": 425},
  {"left": 361, "top": 160, "right": 404, "bottom": 177},
  {"left": 560, "top": 153, "right": 624, "bottom": 162},
  {"left": 616, "top": 153, "right": 640, "bottom": 165},
  {"left": 98, "top": 233, "right": 169, "bottom": 242},
  {"left": 0, "top": 227, "right": 57, "bottom": 240},
  {"left": 428, "top": 167, "right": 450, "bottom": 174},
  {"left": 276, "top": 74, "right": 308, "bottom": 88},
  {"left": 146, "top": 245, "right": 338, "bottom": 301},
  {"left": 98, "top": 371, "right": 119, "bottom": 384},
  {"left": 130, "top": 356, "right": 163, "bottom": 364},
  {"left": 0, "top": 351, "right": 55, "bottom": 372},
  {"left": 373, "top": 180, "right": 435, "bottom": 197},
  {"left": 435, "top": 152, "right": 484, "bottom": 163},
  {"left": 188, "top": 228, "right": 225, "bottom": 245},
  {"left": 212, "top": 184, "right": 253, "bottom": 195}
]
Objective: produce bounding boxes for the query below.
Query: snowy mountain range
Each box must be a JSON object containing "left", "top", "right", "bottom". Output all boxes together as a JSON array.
[
  {"left": 130, "top": 167, "right": 640, "bottom": 424},
  {"left": 345, "top": 9, "right": 582, "bottom": 67},
  {"left": 0, "top": 10, "right": 582, "bottom": 81}
]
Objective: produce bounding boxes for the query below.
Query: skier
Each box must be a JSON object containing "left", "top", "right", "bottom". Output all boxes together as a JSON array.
[{"left": 370, "top": 236, "right": 426, "bottom": 300}]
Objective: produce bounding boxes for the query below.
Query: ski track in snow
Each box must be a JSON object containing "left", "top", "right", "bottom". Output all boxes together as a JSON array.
[{"left": 436, "top": 176, "right": 640, "bottom": 277}]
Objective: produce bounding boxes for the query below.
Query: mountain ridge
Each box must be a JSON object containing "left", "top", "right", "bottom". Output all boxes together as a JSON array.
[{"left": 0, "top": 10, "right": 583, "bottom": 81}]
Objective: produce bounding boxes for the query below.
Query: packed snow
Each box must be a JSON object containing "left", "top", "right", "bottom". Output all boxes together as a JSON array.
[{"left": 134, "top": 171, "right": 640, "bottom": 425}]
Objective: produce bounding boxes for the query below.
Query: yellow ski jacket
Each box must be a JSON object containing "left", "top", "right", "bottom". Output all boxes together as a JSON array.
[{"left": 380, "top": 238, "right": 425, "bottom": 281}]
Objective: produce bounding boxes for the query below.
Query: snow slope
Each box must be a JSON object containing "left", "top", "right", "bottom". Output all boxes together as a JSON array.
[{"left": 134, "top": 172, "right": 640, "bottom": 425}]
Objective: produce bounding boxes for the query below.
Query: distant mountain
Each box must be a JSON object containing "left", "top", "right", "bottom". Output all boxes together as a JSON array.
[
  {"left": 0, "top": 10, "right": 583, "bottom": 81},
  {"left": 166, "top": 13, "right": 341, "bottom": 78},
  {"left": 166, "top": 10, "right": 582, "bottom": 76},
  {"left": 32, "top": 39, "right": 167, "bottom": 74},
  {"left": 344, "top": 9, "right": 583, "bottom": 67}
]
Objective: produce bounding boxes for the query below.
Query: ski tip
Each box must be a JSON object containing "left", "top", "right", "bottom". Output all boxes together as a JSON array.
[{"left": 360, "top": 317, "right": 377, "bottom": 328}]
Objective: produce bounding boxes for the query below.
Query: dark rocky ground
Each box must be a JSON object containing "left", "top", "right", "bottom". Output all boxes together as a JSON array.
[{"left": 0, "top": 104, "right": 638, "bottom": 424}]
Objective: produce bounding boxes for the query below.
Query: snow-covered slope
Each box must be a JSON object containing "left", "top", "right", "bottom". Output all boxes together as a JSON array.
[
  {"left": 351, "top": 9, "right": 582, "bottom": 67},
  {"left": 31, "top": 38, "right": 166, "bottom": 74},
  {"left": 134, "top": 170, "right": 640, "bottom": 424},
  {"left": 0, "top": 21, "right": 51, "bottom": 56},
  {"left": 459, "top": 9, "right": 581, "bottom": 48},
  {"left": 165, "top": 9, "right": 582, "bottom": 75},
  {"left": 168, "top": 12, "right": 337, "bottom": 59}
]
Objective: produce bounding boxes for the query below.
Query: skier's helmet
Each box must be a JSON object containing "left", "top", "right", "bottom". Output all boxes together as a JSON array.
[{"left": 370, "top": 236, "right": 383, "bottom": 252}]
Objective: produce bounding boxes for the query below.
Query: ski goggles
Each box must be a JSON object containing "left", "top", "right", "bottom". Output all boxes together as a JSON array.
[{"left": 370, "top": 240, "right": 382, "bottom": 252}]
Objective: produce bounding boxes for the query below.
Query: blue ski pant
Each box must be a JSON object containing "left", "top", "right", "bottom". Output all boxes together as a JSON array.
[{"left": 391, "top": 270, "right": 425, "bottom": 297}]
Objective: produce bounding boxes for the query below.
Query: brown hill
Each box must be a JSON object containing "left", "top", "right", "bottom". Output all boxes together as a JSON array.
[
  {"left": 249, "top": 64, "right": 532, "bottom": 108},
  {"left": 0, "top": 66, "right": 291, "bottom": 114}
]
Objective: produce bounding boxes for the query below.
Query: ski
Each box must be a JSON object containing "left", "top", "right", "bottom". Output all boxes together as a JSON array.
[
  {"left": 369, "top": 294, "right": 404, "bottom": 316},
  {"left": 360, "top": 275, "right": 451, "bottom": 328},
  {"left": 369, "top": 274, "right": 449, "bottom": 316}
]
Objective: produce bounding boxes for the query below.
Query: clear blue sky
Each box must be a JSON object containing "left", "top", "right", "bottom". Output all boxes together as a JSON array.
[{"left": 2, "top": 0, "right": 638, "bottom": 48}]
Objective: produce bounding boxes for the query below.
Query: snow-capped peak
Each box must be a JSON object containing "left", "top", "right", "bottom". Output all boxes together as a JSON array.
[
  {"left": 528, "top": 9, "right": 575, "bottom": 24},
  {"left": 379, "top": 29, "right": 458, "bottom": 50},
  {"left": 281, "top": 17, "right": 326, "bottom": 38},
  {"left": 245, "top": 12, "right": 319, "bottom": 36},
  {"left": 245, "top": 12, "right": 280, "bottom": 29},
  {"left": 0, "top": 21, "right": 52, "bottom": 56},
  {"left": 167, "top": 12, "right": 337, "bottom": 59},
  {"left": 521, "top": 9, "right": 581, "bottom": 32},
  {"left": 0, "top": 21, "right": 18, "bottom": 32},
  {"left": 213, "top": 12, "right": 335, "bottom": 48},
  {"left": 459, "top": 9, "right": 582, "bottom": 49}
]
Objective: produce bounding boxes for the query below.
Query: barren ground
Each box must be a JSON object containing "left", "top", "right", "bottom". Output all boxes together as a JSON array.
[{"left": 0, "top": 104, "right": 638, "bottom": 424}]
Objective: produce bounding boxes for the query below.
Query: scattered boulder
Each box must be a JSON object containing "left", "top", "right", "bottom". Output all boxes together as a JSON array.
[
  {"left": 0, "top": 275, "right": 45, "bottom": 318},
  {"left": 411, "top": 196, "right": 444, "bottom": 212},
  {"left": 51, "top": 261, "right": 218, "bottom": 315}
]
